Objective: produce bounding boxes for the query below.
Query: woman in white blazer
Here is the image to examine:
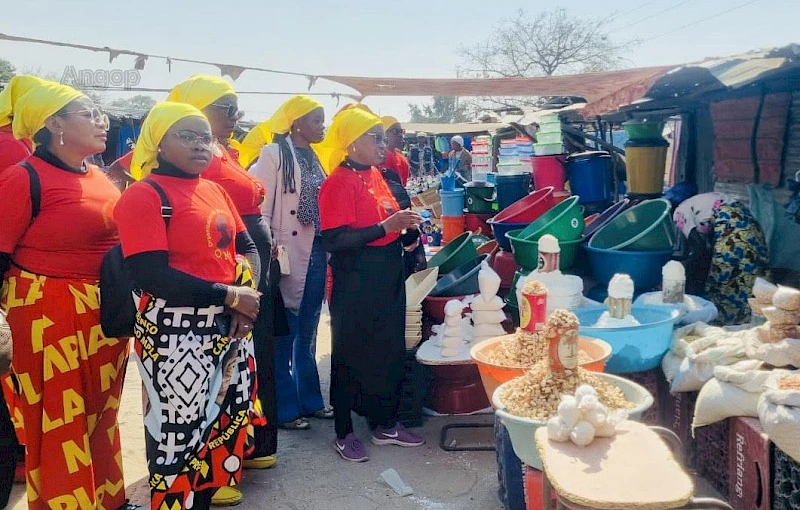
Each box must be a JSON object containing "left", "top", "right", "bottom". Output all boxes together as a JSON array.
[{"left": 250, "top": 96, "right": 331, "bottom": 430}]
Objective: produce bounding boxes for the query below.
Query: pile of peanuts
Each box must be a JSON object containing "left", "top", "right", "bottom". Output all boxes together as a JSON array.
[
  {"left": 500, "top": 360, "right": 634, "bottom": 421},
  {"left": 478, "top": 329, "right": 593, "bottom": 367}
]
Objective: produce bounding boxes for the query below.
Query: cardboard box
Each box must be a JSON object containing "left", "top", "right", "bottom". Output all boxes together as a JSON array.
[{"left": 728, "top": 417, "right": 773, "bottom": 510}]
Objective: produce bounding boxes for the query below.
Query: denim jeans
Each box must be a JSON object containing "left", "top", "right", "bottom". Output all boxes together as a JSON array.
[{"left": 274, "top": 237, "right": 326, "bottom": 423}]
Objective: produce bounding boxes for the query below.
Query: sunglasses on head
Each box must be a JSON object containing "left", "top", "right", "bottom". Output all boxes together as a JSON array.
[{"left": 209, "top": 102, "right": 245, "bottom": 120}]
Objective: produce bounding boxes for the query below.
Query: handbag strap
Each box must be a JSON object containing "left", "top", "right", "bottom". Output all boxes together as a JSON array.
[
  {"left": 143, "top": 179, "right": 172, "bottom": 227},
  {"left": 19, "top": 161, "right": 41, "bottom": 224}
]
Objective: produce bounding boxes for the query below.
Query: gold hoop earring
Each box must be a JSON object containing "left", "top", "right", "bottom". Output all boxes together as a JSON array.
[{"left": 59, "top": 132, "right": 64, "bottom": 146}]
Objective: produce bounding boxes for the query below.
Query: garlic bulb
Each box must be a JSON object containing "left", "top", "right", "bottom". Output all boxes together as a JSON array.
[
  {"left": 570, "top": 421, "right": 596, "bottom": 446},
  {"left": 557, "top": 395, "right": 580, "bottom": 428},
  {"left": 547, "top": 417, "right": 571, "bottom": 442}
]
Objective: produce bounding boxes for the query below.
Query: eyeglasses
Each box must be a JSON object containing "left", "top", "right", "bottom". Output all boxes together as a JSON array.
[
  {"left": 172, "top": 130, "right": 216, "bottom": 148},
  {"left": 364, "top": 132, "right": 387, "bottom": 146},
  {"left": 60, "top": 108, "right": 110, "bottom": 130},
  {"left": 209, "top": 103, "right": 245, "bottom": 121},
  {"left": 387, "top": 127, "right": 405, "bottom": 136}
]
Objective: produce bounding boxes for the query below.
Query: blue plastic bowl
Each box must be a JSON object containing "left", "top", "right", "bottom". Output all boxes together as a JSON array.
[
  {"left": 574, "top": 306, "right": 680, "bottom": 373},
  {"left": 583, "top": 244, "right": 674, "bottom": 291},
  {"left": 488, "top": 220, "right": 530, "bottom": 251}
]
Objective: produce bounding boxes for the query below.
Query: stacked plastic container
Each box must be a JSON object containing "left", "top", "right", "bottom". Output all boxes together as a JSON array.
[
  {"left": 532, "top": 113, "right": 568, "bottom": 193},
  {"left": 497, "top": 138, "right": 531, "bottom": 176},
  {"left": 533, "top": 113, "right": 565, "bottom": 156},
  {"left": 471, "top": 135, "right": 493, "bottom": 182}
]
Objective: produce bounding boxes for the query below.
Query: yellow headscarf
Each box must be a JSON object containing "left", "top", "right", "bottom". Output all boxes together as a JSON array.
[
  {"left": 166, "top": 75, "right": 236, "bottom": 111},
  {"left": 0, "top": 75, "right": 47, "bottom": 128},
  {"left": 238, "top": 120, "right": 275, "bottom": 169},
  {"left": 12, "top": 81, "right": 84, "bottom": 143},
  {"left": 316, "top": 106, "right": 381, "bottom": 174},
  {"left": 381, "top": 116, "right": 400, "bottom": 131},
  {"left": 130, "top": 101, "right": 208, "bottom": 180},
  {"left": 238, "top": 95, "right": 324, "bottom": 169}
]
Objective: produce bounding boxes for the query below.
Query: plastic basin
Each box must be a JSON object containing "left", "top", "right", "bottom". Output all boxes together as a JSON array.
[
  {"left": 623, "top": 119, "right": 665, "bottom": 140},
  {"left": 506, "top": 230, "right": 582, "bottom": 271},
  {"left": 574, "top": 306, "right": 680, "bottom": 374},
  {"left": 491, "top": 187, "right": 555, "bottom": 224},
  {"left": 584, "top": 199, "right": 631, "bottom": 240},
  {"left": 405, "top": 267, "right": 439, "bottom": 307},
  {"left": 505, "top": 269, "right": 530, "bottom": 308},
  {"left": 489, "top": 221, "right": 530, "bottom": 251},
  {"left": 583, "top": 244, "right": 673, "bottom": 290},
  {"left": 589, "top": 199, "right": 675, "bottom": 251},
  {"left": 493, "top": 373, "right": 654, "bottom": 469},
  {"left": 471, "top": 335, "right": 612, "bottom": 403},
  {"left": 518, "top": 196, "right": 584, "bottom": 242},
  {"left": 429, "top": 254, "right": 489, "bottom": 297},
  {"left": 427, "top": 232, "right": 478, "bottom": 274}
]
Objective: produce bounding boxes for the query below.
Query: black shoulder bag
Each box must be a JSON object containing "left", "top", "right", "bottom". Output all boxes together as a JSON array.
[{"left": 99, "top": 180, "right": 172, "bottom": 338}]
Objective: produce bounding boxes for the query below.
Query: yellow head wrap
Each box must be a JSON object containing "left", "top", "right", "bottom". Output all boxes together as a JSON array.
[
  {"left": 238, "top": 120, "right": 275, "bottom": 169},
  {"left": 166, "top": 75, "right": 236, "bottom": 111},
  {"left": 316, "top": 106, "right": 381, "bottom": 174},
  {"left": 130, "top": 101, "right": 208, "bottom": 180},
  {"left": 11, "top": 81, "right": 84, "bottom": 143},
  {"left": 381, "top": 116, "right": 400, "bottom": 131},
  {"left": 0, "top": 75, "right": 47, "bottom": 128},
  {"left": 238, "top": 96, "right": 324, "bottom": 169}
]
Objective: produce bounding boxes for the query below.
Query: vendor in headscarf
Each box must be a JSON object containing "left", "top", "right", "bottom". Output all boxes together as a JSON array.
[
  {"left": 167, "top": 75, "right": 283, "bottom": 474},
  {"left": 448, "top": 135, "right": 472, "bottom": 182},
  {"left": 318, "top": 106, "right": 425, "bottom": 463},
  {"left": 116, "top": 101, "right": 262, "bottom": 509},
  {"left": 0, "top": 81, "right": 131, "bottom": 510},
  {"left": 380, "top": 116, "right": 409, "bottom": 186},
  {"left": 250, "top": 96, "right": 331, "bottom": 431},
  {"left": 674, "top": 192, "right": 769, "bottom": 324}
]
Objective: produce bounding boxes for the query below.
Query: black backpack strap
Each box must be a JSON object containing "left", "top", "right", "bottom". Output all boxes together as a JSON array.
[
  {"left": 142, "top": 179, "right": 172, "bottom": 226},
  {"left": 19, "top": 161, "right": 41, "bottom": 223}
]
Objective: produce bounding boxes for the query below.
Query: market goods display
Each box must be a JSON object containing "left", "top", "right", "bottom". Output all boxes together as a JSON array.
[
  {"left": 440, "top": 299, "right": 467, "bottom": 357},
  {"left": 634, "top": 261, "right": 719, "bottom": 325},
  {"left": 664, "top": 322, "right": 747, "bottom": 393},
  {"left": 472, "top": 263, "right": 506, "bottom": 345},
  {"left": 499, "top": 310, "right": 633, "bottom": 421},
  {"left": 661, "top": 261, "right": 686, "bottom": 304},
  {"left": 758, "top": 371, "right": 800, "bottom": 463},
  {"left": 547, "top": 385, "right": 629, "bottom": 446},
  {"left": 594, "top": 274, "right": 640, "bottom": 327},
  {"left": 477, "top": 328, "right": 593, "bottom": 367},
  {"left": 514, "top": 235, "right": 584, "bottom": 314}
]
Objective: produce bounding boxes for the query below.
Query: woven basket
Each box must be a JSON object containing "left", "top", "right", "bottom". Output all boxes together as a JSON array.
[{"left": 0, "top": 311, "right": 11, "bottom": 375}]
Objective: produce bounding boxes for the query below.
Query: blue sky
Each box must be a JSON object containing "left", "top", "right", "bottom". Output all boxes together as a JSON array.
[{"left": 2, "top": 0, "right": 797, "bottom": 122}]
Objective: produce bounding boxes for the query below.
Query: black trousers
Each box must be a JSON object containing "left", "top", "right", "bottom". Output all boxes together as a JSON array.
[
  {"left": 243, "top": 215, "right": 284, "bottom": 458},
  {"left": 0, "top": 382, "right": 19, "bottom": 508}
]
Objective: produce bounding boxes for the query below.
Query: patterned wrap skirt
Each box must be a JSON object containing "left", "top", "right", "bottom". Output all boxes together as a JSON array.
[{"left": 131, "top": 262, "right": 259, "bottom": 510}]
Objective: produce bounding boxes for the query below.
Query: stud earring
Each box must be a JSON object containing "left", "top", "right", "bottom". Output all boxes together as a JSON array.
[{"left": 59, "top": 132, "right": 64, "bottom": 146}]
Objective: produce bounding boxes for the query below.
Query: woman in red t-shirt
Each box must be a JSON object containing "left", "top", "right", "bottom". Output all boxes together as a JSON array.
[
  {"left": 117, "top": 101, "right": 262, "bottom": 509},
  {"left": 317, "top": 107, "right": 424, "bottom": 463},
  {"left": 0, "top": 81, "right": 130, "bottom": 510},
  {"left": 167, "top": 77, "right": 283, "bottom": 469}
]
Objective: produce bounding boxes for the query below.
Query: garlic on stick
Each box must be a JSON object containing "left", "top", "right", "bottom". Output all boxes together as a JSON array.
[
  {"left": 547, "top": 417, "right": 571, "bottom": 442},
  {"left": 570, "top": 421, "right": 596, "bottom": 446}
]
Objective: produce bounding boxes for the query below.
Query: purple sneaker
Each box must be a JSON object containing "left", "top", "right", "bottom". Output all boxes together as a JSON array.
[
  {"left": 372, "top": 423, "right": 425, "bottom": 447},
  {"left": 334, "top": 434, "right": 369, "bottom": 462}
]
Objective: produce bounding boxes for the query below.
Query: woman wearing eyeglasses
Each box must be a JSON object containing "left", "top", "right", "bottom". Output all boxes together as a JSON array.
[
  {"left": 167, "top": 75, "right": 283, "bottom": 476},
  {"left": 317, "top": 106, "right": 424, "bottom": 463},
  {"left": 116, "top": 101, "right": 262, "bottom": 510},
  {"left": 0, "top": 81, "right": 131, "bottom": 510},
  {"left": 250, "top": 96, "right": 331, "bottom": 431}
]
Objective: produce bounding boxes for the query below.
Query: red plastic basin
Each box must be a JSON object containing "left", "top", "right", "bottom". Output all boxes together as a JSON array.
[{"left": 491, "top": 186, "right": 555, "bottom": 224}]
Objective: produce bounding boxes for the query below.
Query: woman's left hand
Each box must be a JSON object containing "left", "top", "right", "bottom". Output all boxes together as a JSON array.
[{"left": 229, "top": 312, "right": 255, "bottom": 339}]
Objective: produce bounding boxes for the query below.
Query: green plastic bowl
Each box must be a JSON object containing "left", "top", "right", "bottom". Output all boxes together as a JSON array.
[
  {"left": 505, "top": 268, "right": 531, "bottom": 308},
  {"left": 506, "top": 230, "right": 583, "bottom": 270},
  {"left": 428, "top": 232, "right": 479, "bottom": 274},
  {"left": 589, "top": 198, "right": 676, "bottom": 251},
  {"left": 623, "top": 119, "right": 665, "bottom": 140},
  {"left": 517, "top": 196, "right": 585, "bottom": 242}
]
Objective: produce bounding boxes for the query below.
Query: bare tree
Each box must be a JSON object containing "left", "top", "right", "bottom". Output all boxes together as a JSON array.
[
  {"left": 409, "top": 96, "right": 471, "bottom": 124},
  {"left": 459, "top": 8, "right": 632, "bottom": 111}
]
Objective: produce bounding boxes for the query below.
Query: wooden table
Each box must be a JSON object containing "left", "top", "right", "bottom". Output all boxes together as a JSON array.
[{"left": 534, "top": 421, "right": 731, "bottom": 510}]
